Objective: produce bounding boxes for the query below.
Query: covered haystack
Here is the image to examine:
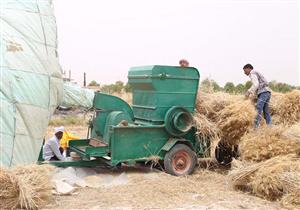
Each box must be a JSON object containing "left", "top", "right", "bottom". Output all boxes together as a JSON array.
[
  {"left": 217, "top": 100, "right": 256, "bottom": 146},
  {"left": 230, "top": 155, "right": 300, "bottom": 202},
  {"left": 239, "top": 125, "right": 300, "bottom": 162},
  {"left": 0, "top": 164, "right": 54, "bottom": 209},
  {"left": 271, "top": 90, "right": 300, "bottom": 125}
]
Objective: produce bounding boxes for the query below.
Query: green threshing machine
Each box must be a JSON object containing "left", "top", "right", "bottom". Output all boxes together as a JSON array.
[{"left": 45, "top": 65, "right": 210, "bottom": 176}]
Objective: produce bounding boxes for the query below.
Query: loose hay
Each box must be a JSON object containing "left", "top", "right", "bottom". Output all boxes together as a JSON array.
[
  {"left": 193, "top": 112, "right": 219, "bottom": 140},
  {"left": 271, "top": 90, "right": 300, "bottom": 125},
  {"left": 0, "top": 169, "right": 20, "bottom": 209},
  {"left": 0, "top": 164, "right": 54, "bottom": 209},
  {"left": 239, "top": 125, "right": 300, "bottom": 162},
  {"left": 217, "top": 100, "right": 256, "bottom": 146},
  {"left": 195, "top": 92, "right": 241, "bottom": 123},
  {"left": 281, "top": 189, "right": 300, "bottom": 209},
  {"left": 230, "top": 155, "right": 300, "bottom": 201}
]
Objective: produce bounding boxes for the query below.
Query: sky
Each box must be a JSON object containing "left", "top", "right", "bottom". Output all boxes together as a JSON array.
[{"left": 53, "top": 0, "right": 299, "bottom": 87}]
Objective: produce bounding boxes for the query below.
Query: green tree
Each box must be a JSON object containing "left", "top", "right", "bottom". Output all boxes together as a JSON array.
[
  {"left": 88, "top": 80, "right": 100, "bottom": 86},
  {"left": 124, "top": 83, "right": 132, "bottom": 92},
  {"left": 224, "top": 82, "right": 235, "bottom": 93},
  {"left": 235, "top": 83, "right": 245, "bottom": 94},
  {"left": 100, "top": 81, "right": 125, "bottom": 94},
  {"left": 269, "top": 80, "right": 295, "bottom": 93},
  {"left": 200, "top": 78, "right": 221, "bottom": 92},
  {"left": 111, "top": 81, "right": 124, "bottom": 93}
]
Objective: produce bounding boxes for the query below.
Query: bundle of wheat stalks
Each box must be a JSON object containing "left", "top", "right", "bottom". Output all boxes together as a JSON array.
[
  {"left": 270, "top": 90, "right": 300, "bottom": 125},
  {"left": 230, "top": 154, "right": 300, "bottom": 208},
  {"left": 0, "top": 164, "right": 54, "bottom": 209},
  {"left": 194, "top": 92, "right": 255, "bottom": 148},
  {"left": 195, "top": 90, "right": 300, "bottom": 208},
  {"left": 239, "top": 125, "right": 300, "bottom": 162}
]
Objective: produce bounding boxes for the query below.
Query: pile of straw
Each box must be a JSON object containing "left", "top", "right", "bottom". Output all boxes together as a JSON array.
[
  {"left": 281, "top": 189, "right": 300, "bottom": 209},
  {"left": 195, "top": 92, "right": 241, "bottom": 123},
  {"left": 239, "top": 125, "right": 300, "bottom": 162},
  {"left": 193, "top": 112, "right": 219, "bottom": 141},
  {"left": 271, "top": 90, "right": 300, "bottom": 125},
  {"left": 216, "top": 100, "right": 256, "bottom": 146},
  {"left": 193, "top": 112, "right": 220, "bottom": 157},
  {"left": 230, "top": 155, "right": 300, "bottom": 203},
  {"left": 0, "top": 169, "right": 20, "bottom": 209},
  {"left": 0, "top": 164, "right": 54, "bottom": 209}
]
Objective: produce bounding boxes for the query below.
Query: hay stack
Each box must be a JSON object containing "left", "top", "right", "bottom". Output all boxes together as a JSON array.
[
  {"left": 195, "top": 92, "right": 241, "bottom": 122},
  {"left": 193, "top": 112, "right": 219, "bottom": 140},
  {"left": 0, "top": 164, "right": 54, "bottom": 209},
  {"left": 0, "top": 169, "right": 20, "bottom": 209},
  {"left": 193, "top": 112, "right": 220, "bottom": 157},
  {"left": 271, "top": 90, "right": 300, "bottom": 125},
  {"left": 281, "top": 189, "right": 300, "bottom": 209},
  {"left": 239, "top": 125, "right": 300, "bottom": 162},
  {"left": 230, "top": 155, "right": 300, "bottom": 202},
  {"left": 217, "top": 100, "right": 256, "bottom": 146},
  {"left": 269, "top": 92, "right": 284, "bottom": 116}
]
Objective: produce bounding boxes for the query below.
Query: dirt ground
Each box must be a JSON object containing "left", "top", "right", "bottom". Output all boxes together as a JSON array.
[
  {"left": 44, "top": 125, "right": 280, "bottom": 210},
  {"left": 44, "top": 166, "right": 279, "bottom": 210}
]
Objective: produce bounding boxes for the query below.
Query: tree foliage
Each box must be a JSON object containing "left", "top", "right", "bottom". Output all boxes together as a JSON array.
[
  {"left": 100, "top": 81, "right": 131, "bottom": 94},
  {"left": 88, "top": 80, "right": 100, "bottom": 86}
]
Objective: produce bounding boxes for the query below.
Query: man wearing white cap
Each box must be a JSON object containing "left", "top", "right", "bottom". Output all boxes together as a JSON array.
[{"left": 43, "top": 126, "right": 65, "bottom": 161}]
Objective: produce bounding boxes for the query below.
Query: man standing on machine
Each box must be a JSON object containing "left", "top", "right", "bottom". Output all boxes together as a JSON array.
[{"left": 243, "top": 64, "right": 272, "bottom": 128}]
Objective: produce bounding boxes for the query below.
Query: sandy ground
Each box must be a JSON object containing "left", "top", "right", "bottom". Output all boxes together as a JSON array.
[
  {"left": 44, "top": 125, "right": 280, "bottom": 210},
  {"left": 44, "top": 166, "right": 279, "bottom": 210}
]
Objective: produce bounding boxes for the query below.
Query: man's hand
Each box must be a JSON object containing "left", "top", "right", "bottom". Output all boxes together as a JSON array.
[{"left": 244, "top": 91, "right": 250, "bottom": 98}]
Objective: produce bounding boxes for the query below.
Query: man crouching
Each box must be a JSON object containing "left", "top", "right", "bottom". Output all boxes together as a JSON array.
[{"left": 43, "top": 126, "right": 65, "bottom": 161}]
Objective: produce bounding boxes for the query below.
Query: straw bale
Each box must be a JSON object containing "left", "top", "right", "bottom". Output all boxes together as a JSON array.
[
  {"left": 193, "top": 112, "right": 221, "bottom": 157},
  {"left": 193, "top": 112, "right": 220, "bottom": 140},
  {"left": 195, "top": 92, "right": 241, "bottom": 122},
  {"left": 0, "top": 164, "right": 54, "bottom": 209},
  {"left": 271, "top": 90, "right": 300, "bottom": 125},
  {"left": 251, "top": 160, "right": 300, "bottom": 201},
  {"left": 230, "top": 155, "right": 300, "bottom": 201},
  {"left": 13, "top": 164, "right": 54, "bottom": 209},
  {"left": 269, "top": 92, "right": 284, "bottom": 116},
  {"left": 217, "top": 100, "right": 256, "bottom": 146},
  {"left": 281, "top": 189, "right": 300, "bottom": 209},
  {"left": 239, "top": 125, "right": 300, "bottom": 162},
  {"left": 0, "top": 169, "right": 20, "bottom": 209}
]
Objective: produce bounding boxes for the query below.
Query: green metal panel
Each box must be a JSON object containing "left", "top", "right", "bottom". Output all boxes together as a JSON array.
[
  {"left": 160, "top": 138, "right": 189, "bottom": 152},
  {"left": 91, "top": 93, "right": 134, "bottom": 141},
  {"left": 103, "top": 111, "right": 132, "bottom": 143},
  {"left": 68, "top": 139, "right": 109, "bottom": 159},
  {"left": 40, "top": 159, "right": 110, "bottom": 167},
  {"left": 128, "top": 66, "right": 200, "bottom": 123},
  {"left": 110, "top": 125, "right": 169, "bottom": 165},
  {"left": 39, "top": 65, "right": 209, "bottom": 170},
  {"left": 93, "top": 93, "right": 134, "bottom": 120}
]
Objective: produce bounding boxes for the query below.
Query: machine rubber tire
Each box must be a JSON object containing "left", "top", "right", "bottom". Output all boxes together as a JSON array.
[{"left": 164, "top": 144, "right": 197, "bottom": 176}]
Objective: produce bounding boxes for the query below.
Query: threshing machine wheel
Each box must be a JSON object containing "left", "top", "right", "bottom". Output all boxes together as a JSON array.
[{"left": 164, "top": 144, "right": 197, "bottom": 176}]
